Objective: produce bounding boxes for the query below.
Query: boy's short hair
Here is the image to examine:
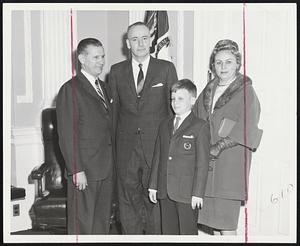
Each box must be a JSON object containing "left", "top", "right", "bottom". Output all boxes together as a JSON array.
[{"left": 171, "top": 79, "right": 197, "bottom": 97}]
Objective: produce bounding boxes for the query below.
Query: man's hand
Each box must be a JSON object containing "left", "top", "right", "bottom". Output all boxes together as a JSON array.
[
  {"left": 191, "top": 196, "right": 203, "bottom": 210},
  {"left": 148, "top": 189, "right": 157, "bottom": 204},
  {"left": 72, "top": 171, "right": 88, "bottom": 191}
]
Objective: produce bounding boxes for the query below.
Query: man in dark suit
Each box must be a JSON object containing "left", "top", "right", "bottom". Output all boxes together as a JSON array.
[
  {"left": 56, "top": 38, "right": 114, "bottom": 234},
  {"left": 109, "top": 22, "right": 178, "bottom": 234}
]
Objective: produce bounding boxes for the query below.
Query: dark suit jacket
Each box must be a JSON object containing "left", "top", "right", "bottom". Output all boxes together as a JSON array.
[
  {"left": 109, "top": 56, "right": 178, "bottom": 181},
  {"left": 148, "top": 112, "right": 210, "bottom": 204},
  {"left": 56, "top": 72, "right": 114, "bottom": 181}
]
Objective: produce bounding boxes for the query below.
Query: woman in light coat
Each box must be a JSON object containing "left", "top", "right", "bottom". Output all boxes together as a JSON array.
[{"left": 193, "top": 39, "right": 262, "bottom": 235}]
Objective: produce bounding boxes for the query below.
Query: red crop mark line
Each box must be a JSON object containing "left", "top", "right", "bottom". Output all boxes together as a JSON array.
[
  {"left": 243, "top": 3, "right": 248, "bottom": 243},
  {"left": 70, "top": 8, "right": 79, "bottom": 241}
]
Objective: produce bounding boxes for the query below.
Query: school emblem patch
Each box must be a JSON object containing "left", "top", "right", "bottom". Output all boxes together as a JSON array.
[{"left": 183, "top": 142, "right": 192, "bottom": 150}]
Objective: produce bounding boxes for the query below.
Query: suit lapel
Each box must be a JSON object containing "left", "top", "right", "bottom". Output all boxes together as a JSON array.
[
  {"left": 140, "top": 56, "right": 155, "bottom": 96},
  {"left": 99, "top": 80, "right": 111, "bottom": 112},
  {"left": 77, "top": 72, "right": 108, "bottom": 111},
  {"left": 78, "top": 72, "right": 99, "bottom": 100},
  {"left": 127, "top": 56, "right": 157, "bottom": 99},
  {"left": 168, "top": 116, "right": 175, "bottom": 139},
  {"left": 163, "top": 117, "right": 174, "bottom": 155},
  {"left": 126, "top": 59, "right": 138, "bottom": 97},
  {"left": 172, "top": 112, "right": 195, "bottom": 138}
]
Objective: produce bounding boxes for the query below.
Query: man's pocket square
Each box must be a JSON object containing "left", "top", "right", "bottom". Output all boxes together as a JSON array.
[
  {"left": 152, "top": 83, "right": 164, "bottom": 87},
  {"left": 110, "top": 98, "right": 113, "bottom": 103},
  {"left": 182, "top": 135, "right": 195, "bottom": 139}
]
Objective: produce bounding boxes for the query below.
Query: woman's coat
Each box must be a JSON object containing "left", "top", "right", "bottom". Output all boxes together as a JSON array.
[{"left": 193, "top": 73, "right": 262, "bottom": 200}]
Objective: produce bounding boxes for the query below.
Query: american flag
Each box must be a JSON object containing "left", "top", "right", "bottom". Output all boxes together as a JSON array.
[{"left": 144, "top": 11, "right": 171, "bottom": 61}]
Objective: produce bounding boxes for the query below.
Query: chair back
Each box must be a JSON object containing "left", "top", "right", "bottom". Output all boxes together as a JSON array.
[{"left": 42, "top": 108, "right": 66, "bottom": 191}]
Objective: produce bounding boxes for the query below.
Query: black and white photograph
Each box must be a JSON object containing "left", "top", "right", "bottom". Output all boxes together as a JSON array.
[{"left": 3, "top": 2, "right": 296, "bottom": 243}]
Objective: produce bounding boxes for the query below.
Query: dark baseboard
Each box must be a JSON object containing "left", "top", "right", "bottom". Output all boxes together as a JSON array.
[{"left": 11, "top": 222, "right": 122, "bottom": 235}]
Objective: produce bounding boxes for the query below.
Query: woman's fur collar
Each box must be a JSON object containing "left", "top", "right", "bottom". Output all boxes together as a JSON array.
[{"left": 203, "top": 73, "right": 252, "bottom": 113}]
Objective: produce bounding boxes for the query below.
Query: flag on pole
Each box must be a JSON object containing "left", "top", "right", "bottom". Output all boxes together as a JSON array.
[{"left": 144, "top": 11, "right": 172, "bottom": 61}]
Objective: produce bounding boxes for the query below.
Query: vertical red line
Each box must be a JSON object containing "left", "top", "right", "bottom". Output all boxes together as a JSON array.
[
  {"left": 70, "top": 8, "right": 79, "bottom": 241},
  {"left": 243, "top": 3, "right": 248, "bottom": 243},
  {"left": 70, "top": 9, "right": 75, "bottom": 79}
]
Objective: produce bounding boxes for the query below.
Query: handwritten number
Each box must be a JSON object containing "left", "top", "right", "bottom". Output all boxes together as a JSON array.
[
  {"left": 270, "top": 183, "right": 294, "bottom": 204},
  {"left": 271, "top": 194, "right": 279, "bottom": 204}
]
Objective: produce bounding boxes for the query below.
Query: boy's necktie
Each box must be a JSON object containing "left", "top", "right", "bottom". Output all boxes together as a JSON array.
[{"left": 173, "top": 116, "right": 181, "bottom": 134}]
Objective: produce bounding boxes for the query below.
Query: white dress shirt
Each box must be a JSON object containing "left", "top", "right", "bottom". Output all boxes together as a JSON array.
[
  {"left": 132, "top": 55, "right": 150, "bottom": 90},
  {"left": 81, "top": 69, "right": 104, "bottom": 96},
  {"left": 174, "top": 110, "right": 192, "bottom": 129}
]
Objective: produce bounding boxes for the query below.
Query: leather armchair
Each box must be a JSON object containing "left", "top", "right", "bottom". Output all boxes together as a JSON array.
[
  {"left": 29, "top": 108, "right": 120, "bottom": 234},
  {"left": 29, "top": 108, "right": 67, "bottom": 232}
]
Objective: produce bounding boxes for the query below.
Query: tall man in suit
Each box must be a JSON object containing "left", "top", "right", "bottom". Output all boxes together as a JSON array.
[
  {"left": 109, "top": 22, "right": 178, "bottom": 234},
  {"left": 56, "top": 38, "right": 114, "bottom": 234}
]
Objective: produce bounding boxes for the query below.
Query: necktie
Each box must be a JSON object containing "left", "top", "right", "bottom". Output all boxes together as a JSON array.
[
  {"left": 173, "top": 116, "right": 181, "bottom": 134},
  {"left": 136, "top": 63, "right": 144, "bottom": 96},
  {"left": 95, "top": 79, "right": 108, "bottom": 109}
]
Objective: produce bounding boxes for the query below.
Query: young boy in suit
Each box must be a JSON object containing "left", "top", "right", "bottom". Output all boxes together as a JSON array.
[{"left": 148, "top": 79, "right": 210, "bottom": 235}]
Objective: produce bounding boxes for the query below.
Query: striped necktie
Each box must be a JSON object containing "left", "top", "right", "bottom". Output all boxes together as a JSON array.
[
  {"left": 95, "top": 79, "right": 108, "bottom": 109},
  {"left": 136, "top": 63, "right": 144, "bottom": 96}
]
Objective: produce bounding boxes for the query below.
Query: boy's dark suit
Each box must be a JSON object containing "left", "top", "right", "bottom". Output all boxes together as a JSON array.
[
  {"left": 56, "top": 72, "right": 114, "bottom": 234},
  {"left": 149, "top": 112, "right": 210, "bottom": 234},
  {"left": 109, "top": 56, "right": 178, "bottom": 234}
]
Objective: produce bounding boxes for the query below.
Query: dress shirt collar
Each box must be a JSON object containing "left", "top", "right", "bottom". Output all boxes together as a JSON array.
[
  {"left": 132, "top": 55, "right": 150, "bottom": 69},
  {"left": 131, "top": 55, "right": 151, "bottom": 88},
  {"left": 175, "top": 110, "right": 192, "bottom": 127},
  {"left": 81, "top": 69, "right": 101, "bottom": 92},
  {"left": 81, "top": 69, "right": 98, "bottom": 83}
]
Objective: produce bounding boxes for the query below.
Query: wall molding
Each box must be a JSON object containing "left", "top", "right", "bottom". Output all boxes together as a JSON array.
[
  {"left": 193, "top": 10, "right": 202, "bottom": 90},
  {"left": 11, "top": 127, "right": 43, "bottom": 146},
  {"left": 40, "top": 10, "right": 75, "bottom": 109},
  {"left": 129, "top": 11, "right": 145, "bottom": 24},
  {"left": 10, "top": 127, "right": 44, "bottom": 231},
  {"left": 17, "top": 11, "right": 33, "bottom": 104},
  {"left": 176, "top": 11, "right": 184, "bottom": 79}
]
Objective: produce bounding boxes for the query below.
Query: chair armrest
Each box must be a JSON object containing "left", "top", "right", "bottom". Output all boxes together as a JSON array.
[
  {"left": 31, "top": 163, "right": 51, "bottom": 180},
  {"left": 31, "top": 163, "right": 52, "bottom": 198}
]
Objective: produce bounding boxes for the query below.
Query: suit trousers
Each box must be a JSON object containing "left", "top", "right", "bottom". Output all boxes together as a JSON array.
[
  {"left": 117, "top": 136, "right": 161, "bottom": 234},
  {"left": 67, "top": 171, "right": 113, "bottom": 235},
  {"left": 160, "top": 195, "right": 199, "bottom": 235}
]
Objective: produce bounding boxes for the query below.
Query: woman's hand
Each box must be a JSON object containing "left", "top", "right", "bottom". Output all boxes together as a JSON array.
[
  {"left": 210, "top": 143, "right": 222, "bottom": 160},
  {"left": 210, "top": 137, "right": 238, "bottom": 160}
]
